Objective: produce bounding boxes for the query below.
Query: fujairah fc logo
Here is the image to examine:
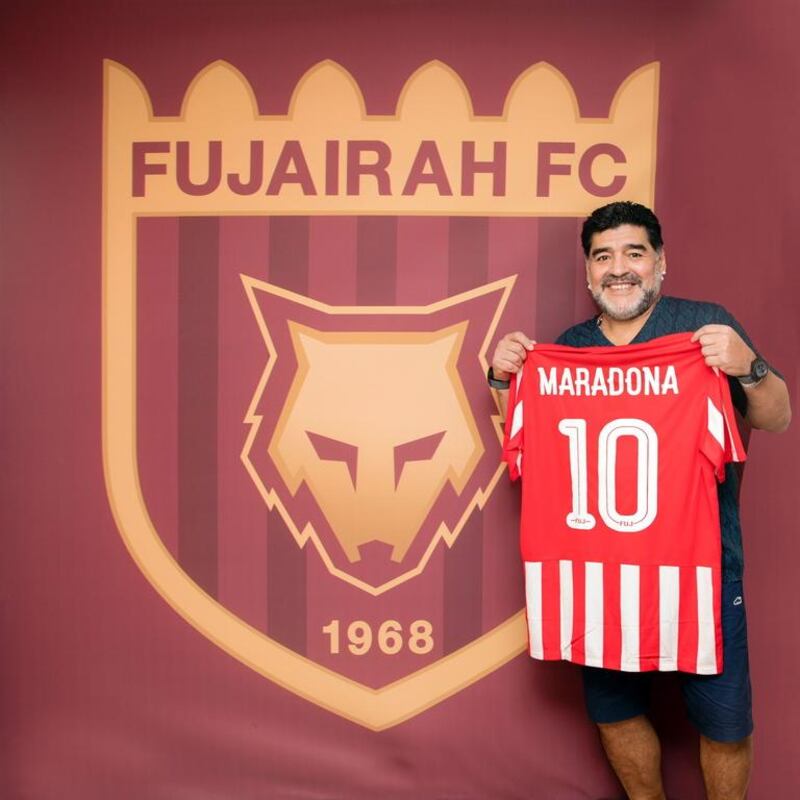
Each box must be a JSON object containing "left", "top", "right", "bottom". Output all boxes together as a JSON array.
[{"left": 102, "top": 58, "right": 657, "bottom": 728}]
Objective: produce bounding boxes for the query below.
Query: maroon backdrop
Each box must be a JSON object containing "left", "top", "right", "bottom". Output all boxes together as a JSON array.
[{"left": 2, "top": 1, "right": 798, "bottom": 797}]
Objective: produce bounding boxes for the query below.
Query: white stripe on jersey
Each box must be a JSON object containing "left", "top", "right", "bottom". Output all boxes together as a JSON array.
[
  {"left": 584, "top": 561, "right": 604, "bottom": 668},
  {"left": 525, "top": 561, "right": 543, "bottom": 659},
  {"left": 510, "top": 400, "right": 524, "bottom": 440},
  {"left": 658, "top": 566, "right": 680, "bottom": 670},
  {"left": 620, "top": 564, "right": 640, "bottom": 671},
  {"left": 559, "top": 560, "right": 573, "bottom": 660},
  {"left": 707, "top": 397, "right": 725, "bottom": 450},
  {"left": 696, "top": 566, "right": 717, "bottom": 674}
]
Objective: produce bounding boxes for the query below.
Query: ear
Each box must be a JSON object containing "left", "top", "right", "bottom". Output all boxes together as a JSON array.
[{"left": 656, "top": 247, "right": 667, "bottom": 276}]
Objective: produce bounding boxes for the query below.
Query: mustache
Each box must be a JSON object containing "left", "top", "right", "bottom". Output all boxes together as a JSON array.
[{"left": 601, "top": 273, "right": 642, "bottom": 288}]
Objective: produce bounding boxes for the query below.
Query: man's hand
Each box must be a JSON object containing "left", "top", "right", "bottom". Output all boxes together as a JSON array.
[
  {"left": 690, "top": 325, "right": 755, "bottom": 377},
  {"left": 491, "top": 331, "right": 535, "bottom": 381},
  {"left": 692, "top": 324, "right": 791, "bottom": 432}
]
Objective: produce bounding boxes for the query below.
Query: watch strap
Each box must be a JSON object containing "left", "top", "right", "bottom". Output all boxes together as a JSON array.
[
  {"left": 737, "top": 356, "right": 769, "bottom": 386},
  {"left": 487, "top": 366, "right": 511, "bottom": 390}
]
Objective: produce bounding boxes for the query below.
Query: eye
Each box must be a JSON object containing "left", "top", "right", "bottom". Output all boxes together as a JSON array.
[
  {"left": 306, "top": 431, "right": 358, "bottom": 488},
  {"left": 628, "top": 251, "right": 643, "bottom": 259},
  {"left": 393, "top": 431, "right": 446, "bottom": 489}
]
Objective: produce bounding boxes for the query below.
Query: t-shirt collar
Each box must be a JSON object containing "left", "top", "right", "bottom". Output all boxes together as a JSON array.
[{"left": 592, "top": 295, "right": 667, "bottom": 346}]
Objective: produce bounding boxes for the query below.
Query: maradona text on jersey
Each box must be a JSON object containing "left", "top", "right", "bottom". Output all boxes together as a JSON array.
[{"left": 537, "top": 364, "right": 679, "bottom": 397}]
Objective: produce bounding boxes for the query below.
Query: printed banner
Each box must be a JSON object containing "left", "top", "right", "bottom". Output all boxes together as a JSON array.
[{"left": 104, "top": 59, "right": 659, "bottom": 728}]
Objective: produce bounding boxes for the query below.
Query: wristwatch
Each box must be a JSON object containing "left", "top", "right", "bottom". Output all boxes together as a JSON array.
[
  {"left": 737, "top": 356, "right": 769, "bottom": 386},
  {"left": 487, "top": 366, "right": 511, "bottom": 390}
]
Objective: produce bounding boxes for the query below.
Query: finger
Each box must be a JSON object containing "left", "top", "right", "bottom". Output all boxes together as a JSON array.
[
  {"left": 495, "top": 346, "right": 524, "bottom": 365},
  {"left": 700, "top": 344, "right": 723, "bottom": 358},
  {"left": 499, "top": 344, "right": 533, "bottom": 369},
  {"left": 495, "top": 358, "right": 522, "bottom": 374},
  {"left": 696, "top": 333, "right": 725, "bottom": 349},
  {"left": 508, "top": 331, "right": 535, "bottom": 350},
  {"left": 501, "top": 341, "right": 528, "bottom": 359},
  {"left": 691, "top": 324, "right": 727, "bottom": 342},
  {"left": 703, "top": 353, "right": 734, "bottom": 372},
  {"left": 699, "top": 324, "right": 728, "bottom": 334}
]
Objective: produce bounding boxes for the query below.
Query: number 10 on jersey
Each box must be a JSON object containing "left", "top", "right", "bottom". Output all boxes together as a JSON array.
[{"left": 558, "top": 417, "right": 658, "bottom": 533}]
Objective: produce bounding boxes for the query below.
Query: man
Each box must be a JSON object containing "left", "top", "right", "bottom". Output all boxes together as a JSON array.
[{"left": 489, "top": 202, "right": 791, "bottom": 800}]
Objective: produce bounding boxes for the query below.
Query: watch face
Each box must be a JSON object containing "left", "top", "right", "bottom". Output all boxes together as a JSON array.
[{"left": 754, "top": 359, "right": 769, "bottom": 379}]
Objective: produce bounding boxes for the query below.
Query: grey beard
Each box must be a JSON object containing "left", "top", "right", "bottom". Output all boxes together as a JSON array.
[{"left": 592, "top": 286, "right": 660, "bottom": 321}]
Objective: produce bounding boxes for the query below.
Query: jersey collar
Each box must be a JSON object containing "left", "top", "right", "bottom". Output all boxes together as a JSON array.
[{"left": 593, "top": 295, "right": 670, "bottom": 346}]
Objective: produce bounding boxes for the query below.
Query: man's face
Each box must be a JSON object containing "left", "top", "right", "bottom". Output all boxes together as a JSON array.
[{"left": 585, "top": 224, "right": 665, "bottom": 321}]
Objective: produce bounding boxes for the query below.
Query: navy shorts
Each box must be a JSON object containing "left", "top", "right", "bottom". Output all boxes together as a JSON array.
[{"left": 582, "top": 580, "right": 753, "bottom": 743}]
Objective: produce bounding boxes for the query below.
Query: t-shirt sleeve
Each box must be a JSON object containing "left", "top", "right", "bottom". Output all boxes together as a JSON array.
[
  {"left": 502, "top": 367, "right": 525, "bottom": 480},
  {"left": 708, "top": 303, "right": 783, "bottom": 417},
  {"left": 711, "top": 304, "right": 755, "bottom": 352},
  {"left": 700, "top": 367, "right": 747, "bottom": 482}
]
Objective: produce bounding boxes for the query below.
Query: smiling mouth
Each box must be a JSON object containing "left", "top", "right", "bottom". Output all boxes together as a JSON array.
[
  {"left": 600, "top": 272, "right": 642, "bottom": 292},
  {"left": 604, "top": 281, "right": 640, "bottom": 292}
]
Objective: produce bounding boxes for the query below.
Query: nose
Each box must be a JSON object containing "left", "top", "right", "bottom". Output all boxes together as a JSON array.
[{"left": 607, "top": 253, "right": 627, "bottom": 274}]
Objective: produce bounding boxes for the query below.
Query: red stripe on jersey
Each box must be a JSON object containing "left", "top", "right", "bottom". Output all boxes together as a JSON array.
[
  {"left": 541, "top": 560, "right": 562, "bottom": 661},
  {"left": 720, "top": 375, "right": 746, "bottom": 464}
]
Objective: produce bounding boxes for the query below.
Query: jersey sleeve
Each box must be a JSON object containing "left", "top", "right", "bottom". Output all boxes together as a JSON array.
[
  {"left": 700, "top": 367, "right": 747, "bottom": 481},
  {"left": 502, "top": 367, "right": 525, "bottom": 480}
]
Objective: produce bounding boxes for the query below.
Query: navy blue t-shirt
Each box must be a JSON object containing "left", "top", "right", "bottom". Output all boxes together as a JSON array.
[{"left": 555, "top": 295, "right": 756, "bottom": 582}]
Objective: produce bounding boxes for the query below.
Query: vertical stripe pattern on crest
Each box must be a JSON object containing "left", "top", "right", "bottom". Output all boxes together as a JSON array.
[
  {"left": 266, "top": 217, "right": 309, "bottom": 654},
  {"left": 178, "top": 216, "right": 219, "bottom": 598},
  {"left": 357, "top": 217, "right": 396, "bottom": 304},
  {"left": 442, "top": 217, "right": 487, "bottom": 653},
  {"left": 155, "top": 214, "right": 580, "bottom": 658},
  {"left": 535, "top": 219, "right": 582, "bottom": 341}
]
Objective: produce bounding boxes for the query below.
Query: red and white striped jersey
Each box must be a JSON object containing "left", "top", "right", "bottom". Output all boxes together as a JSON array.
[{"left": 503, "top": 333, "right": 745, "bottom": 674}]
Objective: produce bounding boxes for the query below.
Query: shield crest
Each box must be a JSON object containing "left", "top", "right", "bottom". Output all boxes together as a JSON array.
[{"left": 102, "top": 59, "right": 656, "bottom": 728}]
